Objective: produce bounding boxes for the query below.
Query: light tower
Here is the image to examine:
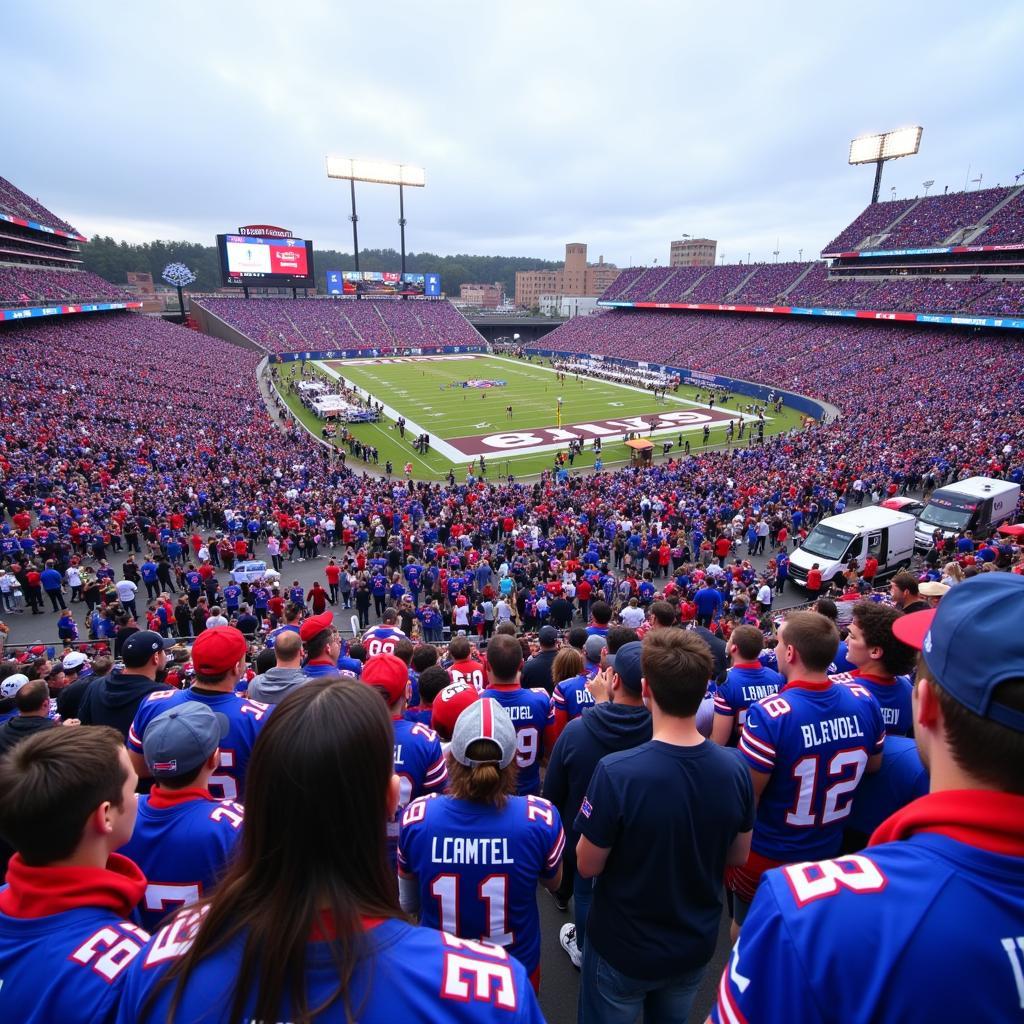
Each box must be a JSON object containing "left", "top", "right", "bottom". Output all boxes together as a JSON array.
[{"left": 848, "top": 126, "right": 923, "bottom": 204}]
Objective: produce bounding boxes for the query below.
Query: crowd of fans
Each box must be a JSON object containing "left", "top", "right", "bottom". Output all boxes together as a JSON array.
[
  {"left": 0, "top": 267, "right": 132, "bottom": 306},
  {"left": 0, "top": 174, "right": 79, "bottom": 235}
]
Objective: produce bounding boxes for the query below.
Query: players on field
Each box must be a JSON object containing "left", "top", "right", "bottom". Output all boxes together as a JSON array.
[
  {"left": 399, "top": 700, "right": 565, "bottom": 990},
  {"left": 714, "top": 573, "right": 1024, "bottom": 1024},
  {"left": 118, "top": 702, "right": 243, "bottom": 932},
  {"left": 115, "top": 678, "right": 544, "bottom": 1024},
  {"left": 0, "top": 727, "right": 149, "bottom": 1024},
  {"left": 727, "top": 611, "right": 885, "bottom": 934}
]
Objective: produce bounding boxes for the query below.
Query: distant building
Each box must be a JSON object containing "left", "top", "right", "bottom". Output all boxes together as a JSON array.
[
  {"left": 538, "top": 294, "right": 602, "bottom": 318},
  {"left": 670, "top": 238, "right": 717, "bottom": 266},
  {"left": 459, "top": 282, "right": 504, "bottom": 308},
  {"left": 514, "top": 243, "right": 620, "bottom": 309}
]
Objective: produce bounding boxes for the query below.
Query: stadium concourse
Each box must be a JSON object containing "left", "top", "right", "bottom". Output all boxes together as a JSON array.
[{"left": 2, "top": 173, "right": 1024, "bottom": 1024}]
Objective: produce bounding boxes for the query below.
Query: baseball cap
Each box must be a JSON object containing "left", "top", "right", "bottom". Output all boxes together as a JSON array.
[
  {"left": 0, "top": 674, "right": 30, "bottom": 699},
  {"left": 299, "top": 610, "right": 335, "bottom": 643},
  {"left": 143, "top": 702, "right": 230, "bottom": 779},
  {"left": 608, "top": 640, "right": 643, "bottom": 693},
  {"left": 538, "top": 625, "right": 559, "bottom": 646},
  {"left": 892, "top": 574, "right": 1024, "bottom": 732},
  {"left": 361, "top": 653, "right": 409, "bottom": 705},
  {"left": 62, "top": 652, "right": 88, "bottom": 671},
  {"left": 190, "top": 627, "right": 248, "bottom": 677},
  {"left": 431, "top": 680, "right": 480, "bottom": 739},
  {"left": 584, "top": 634, "right": 606, "bottom": 664},
  {"left": 450, "top": 699, "right": 517, "bottom": 769},
  {"left": 122, "top": 630, "right": 176, "bottom": 668}
]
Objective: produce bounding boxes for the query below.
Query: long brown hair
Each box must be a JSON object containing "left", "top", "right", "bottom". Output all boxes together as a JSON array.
[
  {"left": 152, "top": 677, "right": 400, "bottom": 1024},
  {"left": 552, "top": 646, "right": 584, "bottom": 685},
  {"left": 446, "top": 739, "right": 519, "bottom": 810}
]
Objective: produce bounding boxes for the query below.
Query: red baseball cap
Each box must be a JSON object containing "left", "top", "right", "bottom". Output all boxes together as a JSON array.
[
  {"left": 191, "top": 627, "right": 248, "bottom": 677},
  {"left": 299, "top": 610, "right": 335, "bottom": 643},
  {"left": 361, "top": 653, "right": 409, "bottom": 706},
  {"left": 431, "top": 680, "right": 480, "bottom": 740}
]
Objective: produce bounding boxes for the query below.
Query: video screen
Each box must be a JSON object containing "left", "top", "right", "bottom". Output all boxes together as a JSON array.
[
  {"left": 325, "top": 270, "right": 442, "bottom": 297},
  {"left": 217, "top": 235, "right": 315, "bottom": 288}
]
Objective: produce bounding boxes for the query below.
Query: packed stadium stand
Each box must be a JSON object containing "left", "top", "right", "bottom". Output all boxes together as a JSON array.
[
  {"left": 194, "top": 295, "right": 485, "bottom": 353},
  {"left": 0, "top": 174, "right": 79, "bottom": 235}
]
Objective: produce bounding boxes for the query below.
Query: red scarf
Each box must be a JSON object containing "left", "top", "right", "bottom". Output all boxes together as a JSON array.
[
  {"left": 870, "top": 790, "right": 1024, "bottom": 856},
  {"left": 0, "top": 852, "right": 146, "bottom": 919},
  {"left": 147, "top": 785, "right": 216, "bottom": 810}
]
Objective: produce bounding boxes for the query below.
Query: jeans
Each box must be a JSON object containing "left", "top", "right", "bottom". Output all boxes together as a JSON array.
[
  {"left": 578, "top": 946, "right": 705, "bottom": 1024},
  {"left": 573, "top": 871, "right": 593, "bottom": 953}
]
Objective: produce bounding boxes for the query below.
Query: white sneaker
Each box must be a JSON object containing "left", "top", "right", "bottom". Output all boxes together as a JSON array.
[{"left": 559, "top": 923, "right": 582, "bottom": 969}]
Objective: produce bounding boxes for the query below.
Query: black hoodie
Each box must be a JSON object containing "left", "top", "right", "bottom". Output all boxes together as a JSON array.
[
  {"left": 78, "top": 671, "right": 171, "bottom": 740},
  {"left": 0, "top": 714, "right": 56, "bottom": 757},
  {"left": 543, "top": 701, "right": 652, "bottom": 848}
]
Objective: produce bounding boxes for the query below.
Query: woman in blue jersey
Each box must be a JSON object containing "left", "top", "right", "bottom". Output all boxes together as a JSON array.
[
  {"left": 398, "top": 699, "right": 566, "bottom": 992},
  {"left": 119, "top": 677, "right": 542, "bottom": 1024}
]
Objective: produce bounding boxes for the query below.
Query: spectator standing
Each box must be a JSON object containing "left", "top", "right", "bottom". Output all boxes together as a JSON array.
[
  {"left": 574, "top": 630, "right": 754, "bottom": 1023},
  {"left": 40, "top": 561, "right": 66, "bottom": 612},
  {"left": 247, "top": 631, "right": 307, "bottom": 704},
  {"left": 521, "top": 624, "right": 560, "bottom": 694},
  {"left": 0, "top": 678, "right": 63, "bottom": 757}
]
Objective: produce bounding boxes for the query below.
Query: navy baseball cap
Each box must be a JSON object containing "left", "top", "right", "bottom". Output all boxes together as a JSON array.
[
  {"left": 143, "top": 702, "right": 230, "bottom": 778},
  {"left": 538, "top": 625, "right": 559, "bottom": 646},
  {"left": 892, "top": 574, "right": 1024, "bottom": 732},
  {"left": 608, "top": 640, "right": 643, "bottom": 693},
  {"left": 122, "top": 630, "right": 176, "bottom": 668}
]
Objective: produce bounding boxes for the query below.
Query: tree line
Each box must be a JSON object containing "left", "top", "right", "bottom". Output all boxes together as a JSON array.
[{"left": 80, "top": 237, "right": 562, "bottom": 300}]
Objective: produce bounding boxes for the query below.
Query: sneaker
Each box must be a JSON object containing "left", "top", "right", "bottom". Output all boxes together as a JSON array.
[
  {"left": 550, "top": 889, "right": 569, "bottom": 913},
  {"left": 559, "top": 923, "right": 582, "bottom": 969}
]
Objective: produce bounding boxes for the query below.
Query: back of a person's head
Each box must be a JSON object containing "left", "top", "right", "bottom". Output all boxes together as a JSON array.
[
  {"left": 552, "top": 646, "right": 584, "bottom": 685},
  {"left": 814, "top": 598, "right": 839, "bottom": 622},
  {"left": 851, "top": 601, "right": 917, "bottom": 676},
  {"left": 648, "top": 600, "right": 677, "bottom": 627},
  {"left": 160, "top": 678, "right": 401, "bottom": 1024},
  {"left": 392, "top": 638, "right": 414, "bottom": 665},
  {"left": 448, "top": 635, "right": 471, "bottom": 661},
  {"left": 486, "top": 634, "right": 523, "bottom": 683},
  {"left": 494, "top": 621, "right": 517, "bottom": 637},
  {"left": 892, "top": 571, "right": 918, "bottom": 595},
  {"left": 381, "top": 608, "right": 399, "bottom": 624},
  {"left": 590, "top": 600, "right": 612, "bottom": 625},
  {"left": 779, "top": 611, "right": 839, "bottom": 672},
  {"left": 410, "top": 644, "right": 439, "bottom": 673},
  {"left": 567, "top": 626, "right": 588, "bottom": 651},
  {"left": 273, "top": 631, "right": 302, "bottom": 664},
  {"left": 15, "top": 679, "right": 49, "bottom": 714},
  {"left": 283, "top": 603, "right": 302, "bottom": 623},
  {"left": 730, "top": 625, "right": 764, "bottom": 662},
  {"left": 0, "top": 726, "right": 126, "bottom": 866},
  {"left": 416, "top": 666, "right": 451, "bottom": 706},
  {"left": 641, "top": 629, "right": 712, "bottom": 717},
  {"left": 606, "top": 625, "right": 638, "bottom": 655}
]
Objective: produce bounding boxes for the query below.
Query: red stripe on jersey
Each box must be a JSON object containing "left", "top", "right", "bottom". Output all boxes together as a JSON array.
[
  {"left": 717, "top": 966, "right": 750, "bottom": 1024},
  {"left": 740, "top": 730, "right": 775, "bottom": 757},
  {"left": 739, "top": 737, "right": 774, "bottom": 769}
]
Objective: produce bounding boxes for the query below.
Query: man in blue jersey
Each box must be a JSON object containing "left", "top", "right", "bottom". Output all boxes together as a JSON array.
[
  {"left": 575, "top": 629, "right": 754, "bottom": 1023},
  {"left": 0, "top": 727, "right": 150, "bottom": 1023},
  {"left": 481, "top": 634, "right": 556, "bottom": 797},
  {"left": 119, "top": 702, "right": 243, "bottom": 932},
  {"left": 714, "top": 572, "right": 1024, "bottom": 1024},
  {"left": 362, "top": 606, "right": 407, "bottom": 657},
  {"left": 828, "top": 600, "right": 916, "bottom": 736},
  {"left": 726, "top": 611, "right": 885, "bottom": 936},
  {"left": 711, "top": 625, "right": 783, "bottom": 747},
  {"left": 128, "top": 627, "right": 271, "bottom": 802}
]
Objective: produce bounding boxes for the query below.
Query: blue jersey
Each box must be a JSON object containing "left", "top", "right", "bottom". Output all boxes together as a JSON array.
[
  {"left": 713, "top": 662, "right": 784, "bottom": 739},
  {"left": 117, "top": 914, "right": 542, "bottom": 1024},
  {"left": 371, "top": 573, "right": 388, "bottom": 597},
  {"left": 738, "top": 680, "right": 885, "bottom": 862},
  {"left": 399, "top": 794, "right": 565, "bottom": 973},
  {"left": 552, "top": 672, "right": 594, "bottom": 724},
  {"left": 480, "top": 687, "right": 554, "bottom": 796},
  {"left": 222, "top": 584, "right": 241, "bottom": 609},
  {"left": 0, "top": 855, "right": 150, "bottom": 1024},
  {"left": 404, "top": 564, "right": 424, "bottom": 590},
  {"left": 830, "top": 670, "right": 914, "bottom": 737},
  {"left": 118, "top": 790, "right": 243, "bottom": 932},
  {"left": 265, "top": 623, "right": 299, "bottom": 648},
  {"left": 714, "top": 794, "right": 1024, "bottom": 1024},
  {"left": 391, "top": 717, "right": 447, "bottom": 864},
  {"left": 128, "top": 689, "right": 272, "bottom": 802},
  {"left": 361, "top": 624, "right": 407, "bottom": 657},
  {"left": 845, "top": 735, "right": 929, "bottom": 839},
  {"left": 404, "top": 706, "right": 434, "bottom": 726}
]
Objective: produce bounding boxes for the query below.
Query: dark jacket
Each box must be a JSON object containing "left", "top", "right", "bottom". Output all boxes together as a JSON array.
[
  {"left": 78, "top": 671, "right": 171, "bottom": 739},
  {"left": 520, "top": 649, "right": 558, "bottom": 694},
  {"left": 542, "top": 701, "right": 652, "bottom": 849},
  {"left": 0, "top": 715, "right": 57, "bottom": 757},
  {"left": 56, "top": 674, "right": 94, "bottom": 720}
]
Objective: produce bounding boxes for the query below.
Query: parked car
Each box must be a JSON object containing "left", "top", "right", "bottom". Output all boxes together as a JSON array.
[{"left": 229, "top": 560, "right": 280, "bottom": 585}]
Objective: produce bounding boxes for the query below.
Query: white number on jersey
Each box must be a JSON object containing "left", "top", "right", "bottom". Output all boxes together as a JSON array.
[
  {"left": 70, "top": 924, "right": 148, "bottom": 981},
  {"left": 515, "top": 727, "right": 538, "bottom": 767},
  {"left": 431, "top": 873, "right": 514, "bottom": 947},
  {"left": 207, "top": 748, "right": 237, "bottom": 801},
  {"left": 783, "top": 854, "right": 887, "bottom": 907},
  {"left": 785, "top": 749, "right": 869, "bottom": 827}
]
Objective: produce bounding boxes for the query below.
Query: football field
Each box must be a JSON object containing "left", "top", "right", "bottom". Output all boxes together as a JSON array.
[{"left": 273, "top": 353, "right": 806, "bottom": 480}]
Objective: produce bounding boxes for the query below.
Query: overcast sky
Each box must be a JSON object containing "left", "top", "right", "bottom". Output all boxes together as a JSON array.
[{"left": 4, "top": 1, "right": 1022, "bottom": 266}]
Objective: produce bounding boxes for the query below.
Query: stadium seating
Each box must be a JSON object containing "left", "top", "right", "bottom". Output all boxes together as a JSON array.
[
  {"left": 822, "top": 198, "right": 917, "bottom": 253},
  {"left": 882, "top": 187, "right": 1016, "bottom": 249},
  {"left": 0, "top": 175, "right": 79, "bottom": 235},
  {"left": 0, "top": 267, "right": 132, "bottom": 306},
  {"left": 194, "top": 297, "right": 484, "bottom": 353},
  {"left": 976, "top": 189, "right": 1024, "bottom": 245}
]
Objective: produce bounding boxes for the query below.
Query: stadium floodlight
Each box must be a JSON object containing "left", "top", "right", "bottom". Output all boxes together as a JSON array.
[
  {"left": 325, "top": 157, "right": 426, "bottom": 274},
  {"left": 848, "top": 126, "right": 923, "bottom": 204}
]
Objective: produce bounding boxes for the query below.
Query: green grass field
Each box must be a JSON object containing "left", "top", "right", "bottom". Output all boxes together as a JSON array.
[{"left": 270, "top": 353, "right": 807, "bottom": 481}]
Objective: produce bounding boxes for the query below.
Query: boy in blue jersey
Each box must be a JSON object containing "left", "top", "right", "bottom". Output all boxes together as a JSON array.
[
  {"left": 828, "top": 600, "right": 916, "bottom": 736},
  {"left": 481, "top": 634, "right": 556, "bottom": 797},
  {"left": 128, "top": 627, "right": 271, "bottom": 802},
  {"left": 119, "top": 702, "right": 243, "bottom": 932},
  {"left": 398, "top": 700, "right": 564, "bottom": 990},
  {"left": 0, "top": 727, "right": 150, "bottom": 1023},
  {"left": 711, "top": 624, "right": 783, "bottom": 747},
  {"left": 726, "top": 611, "right": 885, "bottom": 934},
  {"left": 714, "top": 572, "right": 1024, "bottom": 1024}
]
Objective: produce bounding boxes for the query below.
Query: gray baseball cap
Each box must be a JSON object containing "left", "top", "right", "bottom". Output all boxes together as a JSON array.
[
  {"left": 143, "top": 702, "right": 230, "bottom": 779},
  {"left": 450, "top": 699, "right": 518, "bottom": 770},
  {"left": 584, "top": 634, "right": 606, "bottom": 664}
]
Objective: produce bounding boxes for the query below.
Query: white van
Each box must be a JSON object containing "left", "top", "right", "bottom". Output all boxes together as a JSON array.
[
  {"left": 789, "top": 507, "right": 917, "bottom": 589},
  {"left": 914, "top": 477, "right": 1021, "bottom": 551}
]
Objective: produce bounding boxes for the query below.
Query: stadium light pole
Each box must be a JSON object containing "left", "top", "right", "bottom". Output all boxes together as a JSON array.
[
  {"left": 326, "top": 158, "right": 426, "bottom": 280},
  {"left": 923, "top": 179, "right": 935, "bottom": 196},
  {"left": 848, "top": 126, "right": 923, "bottom": 204}
]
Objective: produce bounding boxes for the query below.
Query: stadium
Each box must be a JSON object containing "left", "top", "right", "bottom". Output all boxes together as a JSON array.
[{"left": 2, "top": 116, "right": 1024, "bottom": 1023}]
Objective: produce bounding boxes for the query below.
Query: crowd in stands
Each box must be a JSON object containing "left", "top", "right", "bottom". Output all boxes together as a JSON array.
[
  {"left": 823, "top": 197, "right": 918, "bottom": 253},
  {"left": 976, "top": 187, "right": 1024, "bottom": 245},
  {"left": 0, "top": 175, "right": 79, "bottom": 235},
  {"left": 196, "top": 296, "right": 484, "bottom": 354},
  {"left": 0, "top": 267, "right": 131, "bottom": 306}
]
